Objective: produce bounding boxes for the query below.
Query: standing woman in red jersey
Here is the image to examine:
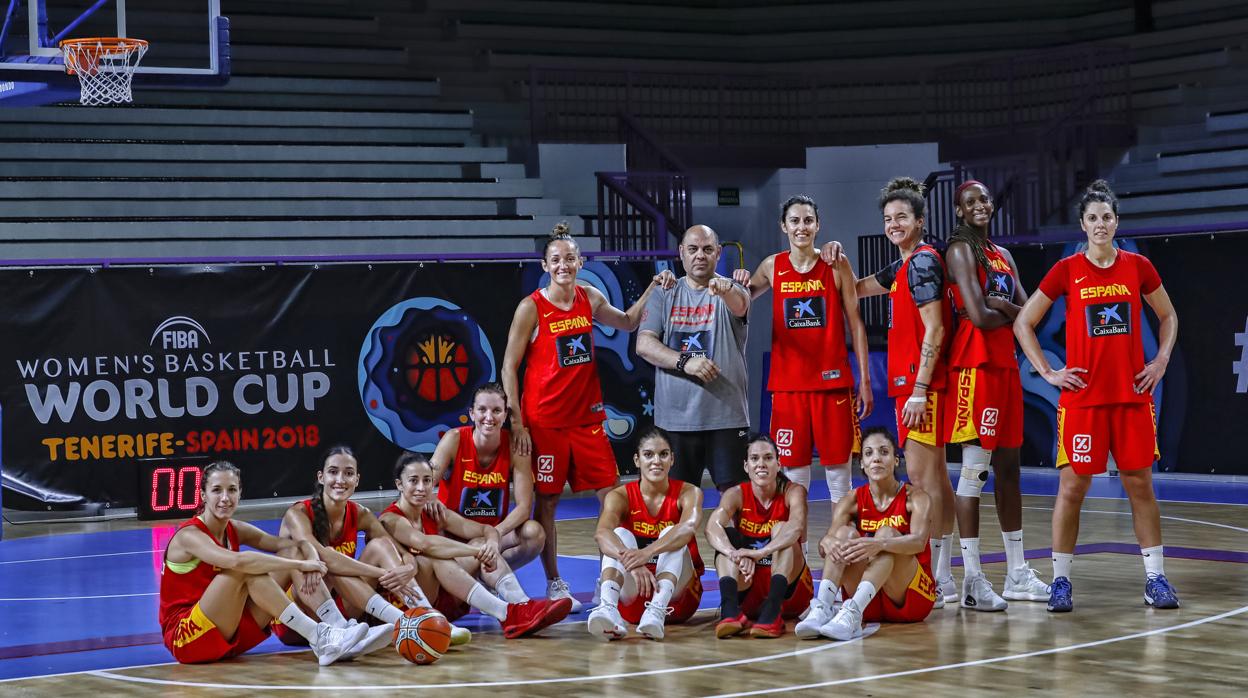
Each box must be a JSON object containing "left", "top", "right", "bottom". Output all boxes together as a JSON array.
[
  {"left": 275, "top": 445, "right": 470, "bottom": 656},
  {"left": 944, "top": 180, "right": 1050, "bottom": 612},
  {"left": 159, "top": 461, "right": 368, "bottom": 665},
  {"left": 854, "top": 177, "right": 958, "bottom": 608},
  {"left": 502, "top": 222, "right": 674, "bottom": 610},
  {"left": 1015, "top": 180, "right": 1179, "bottom": 613}
]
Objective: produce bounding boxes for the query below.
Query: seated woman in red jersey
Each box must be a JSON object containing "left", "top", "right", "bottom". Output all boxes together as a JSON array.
[
  {"left": 501, "top": 222, "right": 674, "bottom": 611},
  {"left": 586, "top": 427, "right": 705, "bottom": 641},
  {"left": 429, "top": 383, "right": 544, "bottom": 571},
  {"left": 274, "top": 445, "right": 470, "bottom": 657},
  {"left": 1015, "top": 180, "right": 1180, "bottom": 613},
  {"left": 797, "top": 427, "right": 937, "bottom": 641},
  {"left": 854, "top": 177, "right": 958, "bottom": 607},
  {"left": 706, "top": 433, "right": 813, "bottom": 639},
  {"left": 379, "top": 452, "right": 571, "bottom": 638},
  {"left": 159, "top": 461, "right": 368, "bottom": 665}
]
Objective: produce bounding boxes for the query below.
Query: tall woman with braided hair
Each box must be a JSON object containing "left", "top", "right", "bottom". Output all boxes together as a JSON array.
[
  {"left": 943, "top": 180, "right": 1050, "bottom": 611},
  {"left": 1015, "top": 180, "right": 1179, "bottom": 613},
  {"left": 854, "top": 177, "right": 958, "bottom": 608},
  {"left": 275, "top": 446, "right": 470, "bottom": 656}
]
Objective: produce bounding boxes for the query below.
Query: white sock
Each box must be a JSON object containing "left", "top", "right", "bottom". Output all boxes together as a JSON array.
[
  {"left": 494, "top": 573, "right": 530, "bottom": 604},
  {"left": 930, "top": 538, "right": 947, "bottom": 580},
  {"left": 1141, "top": 545, "right": 1165, "bottom": 578},
  {"left": 365, "top": 593, "right": 403, "bottom": 625},
  {"left": 961, "top": 538, "right": 982, "bottom": 577},
  {"left": 938, "top": 534, "right": 954, "bottom": 581},
  {"left": 316, "top": 598, "right": 350, "bottom": 628},
  {"left": 600, "top": 578, "right": 622, "bottom": 606},
  {"left": 278, "top": 603, "right": 319, "bottom": 640},
  {"left": 816, "top": 578, "right": 840, "bottom": 608},
  {"left": 1053, "top": 552, "right": 1074, "bottom": 579},
  {"left": 850, "top": 580, "right": 878, "bottom": 611},
  {"left": 1002, "top": 530, "right": 1025, "bottom": 572},
  {"left": 783, "top": 465, "right": 812, "bottom": 493},
  {"left": 467, "top": 582, "right": 509, "bottom": 621},
  {"left": 824, "top": 465, "right": 851, "bottom": 503},
  {"left": 652, "top": 578, "right": 676, "bottom": 609}
]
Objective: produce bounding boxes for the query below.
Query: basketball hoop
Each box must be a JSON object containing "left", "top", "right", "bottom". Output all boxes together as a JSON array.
[{"left": 59, "top": 37, "right": 149, "bottom": 106}]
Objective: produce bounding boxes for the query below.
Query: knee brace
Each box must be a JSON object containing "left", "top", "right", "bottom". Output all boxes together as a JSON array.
[
  {"left": 783, "top": 465, "right": 812, "bottom": 492},
  {"left": 955, "top": 445, "right": 992, "bottom": 498},
  {"left": 824, "top": 465, "right": 851, "bottom": 502}
]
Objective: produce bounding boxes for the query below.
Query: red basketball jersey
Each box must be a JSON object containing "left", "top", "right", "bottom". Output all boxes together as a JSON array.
[
  {"left": 854, "top": 483, "right": 930, "bottom": 567},
  {"left": 300, "top": 499, "right": 361, "bottom": 558},
  {"left": 887, "top": 245, "right": 950, "bottom": 397},
  {"left": 734, "top": 480, "right": 793, "bottom": 566},
  {"left": 437, "top": 426, "right": 512, "bottom": 527},
  {"left": 947, "top": 242, "right": 1019, "bottom": 369},
  {"left": 383, "top": 501, "right": 441, "bottom": 536},
  {"left": 1037, "top": 251, "right": 1161, "bottom": 407},
  {"left": 622, "top": 480, "right": 704, "bottom": 574},
  {"left": 159, "top": 518, "right": 239, "bottom": 632},
  {"left": 768, "top": 253, "right": 854, "bottom": 391},
  {"left": 522, "top": 286, "right": 605, "bottom": 428}
]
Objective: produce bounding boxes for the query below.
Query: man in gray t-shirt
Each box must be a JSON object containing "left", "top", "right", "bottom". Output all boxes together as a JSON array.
[{"left": 637, "top": 225, "right": 751, "bottom": 491}]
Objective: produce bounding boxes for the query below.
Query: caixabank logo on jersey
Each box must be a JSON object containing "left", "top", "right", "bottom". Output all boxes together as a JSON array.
[
  {"left": 14, "top": 314, "right": 334, "bottom": 465},
  {"left": 1086, "top": 302, "right": 1131, "bottom": 337},
  {"left": 358, "top": 297, "right": 496, "bottom": 452}
]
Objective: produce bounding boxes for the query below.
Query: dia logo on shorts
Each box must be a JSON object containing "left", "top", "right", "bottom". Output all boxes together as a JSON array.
[
  {"left": 1071, "top": 434, "right": 1093, "bottom": 464},
  {"left": 537, "top": 455, "right": 555, "bottom": 473},
  {"left": 981, "top": 408, "right": 999, "bottom": 427},
  {"left": 775, "top": 429, "right": 794, "bottom": 457}
]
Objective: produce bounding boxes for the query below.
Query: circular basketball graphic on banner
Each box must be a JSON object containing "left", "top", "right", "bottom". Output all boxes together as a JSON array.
[{"left": 359, "top": 298, "right": 496, "bottom": 450}]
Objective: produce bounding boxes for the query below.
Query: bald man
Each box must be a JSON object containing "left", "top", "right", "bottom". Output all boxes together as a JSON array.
[{"left": 636, "top": 225, "right": 752, "bottom": 491}]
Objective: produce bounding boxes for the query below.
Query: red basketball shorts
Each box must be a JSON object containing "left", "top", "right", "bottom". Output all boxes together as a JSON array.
[
  {"left": 619, "top": 575, "right": 703, "bottom": 625},
  {"left": 739, "top": 562, "right": 814, "bottom": 621},
  {"left": 1056, "top": 402, "right": 1159, "bottom": 475},
  {"left": 770, "top": 389, "right": 860, "bottom": 467},
  {"left": 946, "top": 366, "right": 1023, "bottom": 451},
  {"left": 895, "top": 390, "right": 945, "bottom": 448},
  {"left": 529, "top": 422, "right": 619, "bottom": 495},
  {"left": 857, "top": 562, "right": 936, "bottom": 624},
  {"left": 164, "top": 602, "right": 270, "bottom": 664}
]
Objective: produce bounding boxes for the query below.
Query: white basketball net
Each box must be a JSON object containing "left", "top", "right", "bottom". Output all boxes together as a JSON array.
[{"left": 61, "top": 38, "right": 149, "bottom": 106}]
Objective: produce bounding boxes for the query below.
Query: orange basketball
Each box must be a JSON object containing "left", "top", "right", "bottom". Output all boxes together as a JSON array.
[{"left": 393, "top": 606, "right": 452, "bottom": 665}]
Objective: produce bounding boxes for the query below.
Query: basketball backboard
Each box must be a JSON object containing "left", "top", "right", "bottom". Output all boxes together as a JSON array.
[{"left": 0, "top": 0, "right": 228, "bottom": 104}]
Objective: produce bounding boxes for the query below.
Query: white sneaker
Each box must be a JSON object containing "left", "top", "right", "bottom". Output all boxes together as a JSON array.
[
  {"left": 587, "top": 603, "right": 628, "bottom": 641},
  {"left": 547, "top": 577, "right": 583, "bottom": 613},
  {"left": 1003, "top": 565, "right": 1051, "bottom": 602},
  {"left": 961, "top": 572, "right": 1008, "bottom": 611},
  {"left": 938, "top": 576, "right": 959, "bottom": 604},
  {"left": 819, "top": 600, "right": 864, "bottom": 641},
  {"left": 341, "top": 623, "right": 394, "bottom": 660},
  {"left": 449, "top": 624, "right": 471, "bottom": 646},
  {"left": 794, "top": 599, "right": 834, "bottom": 639},
  {"left": 311, "top": 621, "right": 369, "bottom": 666},
  {"left": 636, "top": 600, "right": 672, "bottom": 641}
]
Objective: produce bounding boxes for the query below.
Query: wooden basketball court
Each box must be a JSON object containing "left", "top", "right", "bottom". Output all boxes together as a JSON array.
[{"left": 2, "top": 478, "right": 1245, "bottom": 696}]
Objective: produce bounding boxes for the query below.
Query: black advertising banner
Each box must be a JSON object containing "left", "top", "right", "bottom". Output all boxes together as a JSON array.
[
  {"left": 1009, "top": 232, "right": 1248, "bottom": 475},
  {"left": 0, "top": 261, "right": 659, "bottom": 509}
]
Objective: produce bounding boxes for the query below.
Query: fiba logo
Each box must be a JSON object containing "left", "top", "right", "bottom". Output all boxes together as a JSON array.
[
  {"left": 407, "top": 333, "right": 470, "bottom": 402},
  {"left": 775, "top": 429, "right": 794, "bottom": 457},
  {"left": 536, "top": 455, "right": 555, "bottom": 484},
  {"left": 1072, "top": 434, "right": 1093, "bottom": 464},
  {"left": 979, "top": 408, "right": 999, "bottom": 437},
  {"left": 150, "top": 316, "right": 211, "bottom": 350}
]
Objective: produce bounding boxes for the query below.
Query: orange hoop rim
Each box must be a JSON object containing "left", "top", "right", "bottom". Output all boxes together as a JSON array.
[{"left": 59, "top": 37, "right": 149, "bottom": 75}]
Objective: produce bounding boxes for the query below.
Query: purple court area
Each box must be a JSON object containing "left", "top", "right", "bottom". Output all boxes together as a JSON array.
[{"left": 0, "top": 471, "right": 1244, "bottom": 682}]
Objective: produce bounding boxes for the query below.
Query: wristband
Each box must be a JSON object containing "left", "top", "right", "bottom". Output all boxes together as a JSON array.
[
  {"left": 913, "top": 381, "right": 930, "bottom": 390},
  {"left": 906, "top": 396, "right": 927, "bottom": 405},
  {"left": 675, "top": 351, "right": 694, "bottom": 373}
]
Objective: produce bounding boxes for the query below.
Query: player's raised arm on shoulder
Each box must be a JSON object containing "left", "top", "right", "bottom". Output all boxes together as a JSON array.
[{"left": 429, "top": 428, "right": 462, "bottom": 483}]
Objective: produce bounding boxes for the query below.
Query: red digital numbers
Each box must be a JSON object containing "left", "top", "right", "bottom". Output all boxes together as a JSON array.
[{"left": 150, "top": 466, "right": 203, "bottom": 512}]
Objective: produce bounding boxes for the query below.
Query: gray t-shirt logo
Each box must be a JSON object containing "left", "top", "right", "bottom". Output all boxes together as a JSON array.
[{"left": 670, "top": 329, "right": 712, "bottom": 357}]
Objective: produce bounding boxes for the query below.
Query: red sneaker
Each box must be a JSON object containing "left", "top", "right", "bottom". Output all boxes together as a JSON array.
[
  {"left": 749, "top": 616, "right": 785, "bottom": 638},
  {"left": 502, "top": 598, "right": 573, "bottom": 639},
  {"left": 715, "top": 612, "right": 751, "bottom": 638}
]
